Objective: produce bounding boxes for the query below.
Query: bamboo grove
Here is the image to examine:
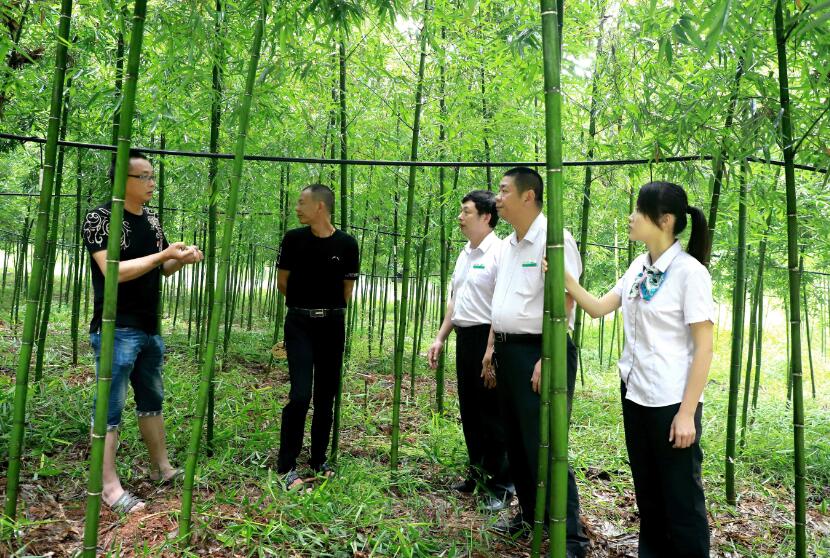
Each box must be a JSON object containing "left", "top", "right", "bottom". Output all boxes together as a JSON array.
[{"left": 1, "top": 0, "right": 829, "bottom": 556}]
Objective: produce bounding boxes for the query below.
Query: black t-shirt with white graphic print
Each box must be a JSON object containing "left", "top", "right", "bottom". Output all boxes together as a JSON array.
[
  {"left": 83, "top": 201, "right": 169, "bottom": 334},
  {"left": 277, "top": 226, "right": 359, "bottom": 309}
]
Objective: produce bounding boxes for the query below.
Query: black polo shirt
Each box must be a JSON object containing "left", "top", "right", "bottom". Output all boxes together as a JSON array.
[{"left": 277, "top": 226, "right": 359, "bottom": 309}]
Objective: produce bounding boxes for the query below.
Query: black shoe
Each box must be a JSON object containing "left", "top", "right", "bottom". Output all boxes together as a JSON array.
[
  {"left": 492, "top": 512, "right": 530, "bottom": 537},
  {"left": 451, "top": 478, "right": 476, "bottom": 493}
]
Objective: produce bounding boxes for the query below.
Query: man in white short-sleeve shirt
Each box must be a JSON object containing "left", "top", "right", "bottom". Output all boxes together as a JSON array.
[
  {"left": 427, "top": 190, "right": 513, "bottom": 512},
  {"left": 483, "top": 168, "right": 588, "bottom": 555}
]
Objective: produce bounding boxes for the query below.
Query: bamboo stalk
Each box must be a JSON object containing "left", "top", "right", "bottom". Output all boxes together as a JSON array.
[
  {"left": 741, "top": 210, "right": 771, "bottom": 444},
  {"left": 725, "top": 159, "right": 748, "bottom": 506},
  {"left": 204, "top": 0, "right": 223, "bottom": 454},
  {"left": 34, "top": 78, "right": 72, "bottom": 385},
  {"left": 572, "top": 1, "right": 606, "bottom": 372},
  {"left": 750, "top": 271, "right": 764, "bottom": 416},
  {"left": 179, "top": 2, "right": 264, "bottom": 540},
  {"left": 436, "top": 45, "right": 449, "bottom": 408},
  {"left": 801, "top": 259, "right": 815, "bottom": 399},
  {"left": 706, "top": 57, "right": 745, "bottom": 256},
  {"left": 156, "top": 134, "right": 166, "bottom": 334},
  {"left": 82, "top": 0, "right": 146, "bottom": 553},
  {"left": 391, "top": 0, "right": 430, "bottom": 471},
  {"left": 3, "top": 0, "right": 73, "bottom": 520},
  {"left": 537, "top": 0, "right": 568, "bottom": 554},
  {"left": 774, "top": 0, "right": 806, "bottom": 552}
]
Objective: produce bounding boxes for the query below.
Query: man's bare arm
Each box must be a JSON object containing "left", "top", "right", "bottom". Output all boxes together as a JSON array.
[
  {"left": 277, "top": 269, "right": 290, "bottom": 296},
  {"left": 91, "top": 242, "right": 199, "bottom": 283}
]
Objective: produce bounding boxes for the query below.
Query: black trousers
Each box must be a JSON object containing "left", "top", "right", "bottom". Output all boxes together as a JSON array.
[
  {"left": 277, "top": 311, "right": 346, "bottom": 473},
  {"left": 494, "top": 335, "right": 588, "bottom": 556},
  {"left": 455, "top": 324, "right": 510, "bottom": 494},
  {"left": 621, "top": 383, "right": 710, "bottom": 558}
]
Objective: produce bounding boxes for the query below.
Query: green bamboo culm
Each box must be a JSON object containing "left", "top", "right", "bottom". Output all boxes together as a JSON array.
[
  {"left": 706, "top": 57, "right": 744, "bottom": 256},
  {"left": 3, "top": 0, "right": 73, "bottom": 522},
  {"left": 801, "top": 258, "right": 816, "bottom": 399},
  {"left": 33, "top": 77, "right": 72, "bottom": 387},
  {"left": 179, "top": 2, "right": 265, "bottom": 540},
  {"left": 205, "top": 0, "right": 224, "bottom": 457},
  {"left": 535, "top": 0, "right": 568, "bottom": 555},
  {"left": 435, "top": 27, "right": 448, "bottom": 413},
  {"left": 741, "top": 209, "right": 772, "bottom": 445},
  {"left": 774, "top": 0, "right": 806, "bottom": 554},
  {"left": 571, "top": 0, "right": 606, "bottom": 368},
  {"left": 329, "top": 28, "right": 349, "bottom": 458},
  {"left": 70, "top": 150, "right": 85, "bottom": 365},
  {"left": 81, "top": 1, "right": 147, "bottom": 554},
  {"left": 725, "top": 160, "right": 748, "bottom": 506},
  {"left": 155, "top": 133, "right": 166, "bottom": 334},
  {"left": 390, "top": 0, "right": 429, "bottom": 471}
]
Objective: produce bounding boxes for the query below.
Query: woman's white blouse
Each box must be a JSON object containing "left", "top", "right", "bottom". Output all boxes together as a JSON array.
[{"left": 612, "top": 241, "right": 715, "bottom": 407}]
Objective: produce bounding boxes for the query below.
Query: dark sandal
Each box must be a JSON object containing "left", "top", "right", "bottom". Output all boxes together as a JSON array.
[
  {"left": 315, "top": 462, "right": 335, "bottom": 478},
  {"left": 109, "top": 490, "right": 145, "bottom": 515},
  {"left": 282, "top": 469, "right": 303, "bottom": 491}
]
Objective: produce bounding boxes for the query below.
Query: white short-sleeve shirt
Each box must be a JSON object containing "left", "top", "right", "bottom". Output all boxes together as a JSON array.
[
  {"left": 450, "top": 231, "right": 501, "bottom": 327},
  {"left": 613, "top": 241, "right": 715, "bottom": 407},
  {"left": 491, "top": 212, "right": 582, "bottom": 334}
]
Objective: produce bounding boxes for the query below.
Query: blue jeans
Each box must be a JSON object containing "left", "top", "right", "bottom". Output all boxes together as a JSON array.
[{"left": 90, "top": 327, "right": 165, "bottom": 431}]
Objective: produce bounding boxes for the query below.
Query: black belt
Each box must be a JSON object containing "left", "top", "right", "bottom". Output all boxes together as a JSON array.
[
  {"left": 493, "top": 331, "right": 542, "bottom": 344},
  {"left": 288, "top": 307, "right": 346, "bottom": 318}
]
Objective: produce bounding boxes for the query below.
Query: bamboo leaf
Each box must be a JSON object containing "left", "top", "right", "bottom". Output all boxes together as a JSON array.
[
  {"left": 794, "top": 10, "right": 830, "bottom": 38},
  {"left": 701, "top": 0, "right": 732, "bottom": 58}
]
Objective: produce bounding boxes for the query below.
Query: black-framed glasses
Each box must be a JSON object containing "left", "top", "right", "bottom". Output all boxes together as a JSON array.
[{"left": 127, "top": 173, "right": 156, "bottom": 182}]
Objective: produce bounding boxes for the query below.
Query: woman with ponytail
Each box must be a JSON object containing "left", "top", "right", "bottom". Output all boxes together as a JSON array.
[{"left": 565, "top": 182, "right": 713, "bottom": 557}]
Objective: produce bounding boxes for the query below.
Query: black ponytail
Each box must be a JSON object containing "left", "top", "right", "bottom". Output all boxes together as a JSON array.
[
  {"left": 685, "top": 205, "right": 711, "bottom": 266},
  {"left": 636, "top": 182, "right": 712, "bottom": 267}
]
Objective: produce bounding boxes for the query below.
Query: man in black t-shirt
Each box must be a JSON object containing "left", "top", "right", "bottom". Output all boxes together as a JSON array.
[
  {"left": 276, "top": 183, "right": 359, "bottom": 489},
  {"left": 82, "top": 150, "right": 203, "bottom": 514}
]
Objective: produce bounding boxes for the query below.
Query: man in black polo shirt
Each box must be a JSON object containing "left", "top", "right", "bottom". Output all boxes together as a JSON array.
[
  {"left": 276, "top": 183, "right": 359, "bottom": 489},
  {"left": 83, "top": 150, "right": 203, "bottom": 514}
]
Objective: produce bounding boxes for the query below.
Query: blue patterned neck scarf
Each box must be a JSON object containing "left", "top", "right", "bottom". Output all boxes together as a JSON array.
[{"left": 628, "top": 264, "right": 666, "bottom": 302}]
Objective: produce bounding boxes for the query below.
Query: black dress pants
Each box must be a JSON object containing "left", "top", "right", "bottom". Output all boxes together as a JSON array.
[
  {"left": 621, "top": 383, "right": 710, "bottom": 558},
  {"left": 494, "top": 335, "right": 588, "bottom": 556},
  {"left": 277, "top": 311, "right": 346, "bottom": 473},
  {"left": 455, "top": 324, "right": 510, "bottom": 495}
]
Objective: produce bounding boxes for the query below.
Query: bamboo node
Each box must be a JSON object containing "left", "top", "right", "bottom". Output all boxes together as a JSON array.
[
  {"left": 541, "top": 10, "right": 558, "bottom": 16},
  {"left": 87, "top": 491, "right": 102, "bottom": 496}
]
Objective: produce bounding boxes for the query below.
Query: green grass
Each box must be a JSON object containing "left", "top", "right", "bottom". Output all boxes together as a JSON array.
[{"left": 1, "top": 289, "right": 829, "bottom": 556}]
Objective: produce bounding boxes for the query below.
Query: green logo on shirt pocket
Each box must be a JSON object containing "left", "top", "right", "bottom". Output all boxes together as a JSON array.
[
  {"left": 521, "top": 261, "right": 537, "bottom": 268},
  {"left": 472, "top": 264, "right": 485, "bottom": 269}
]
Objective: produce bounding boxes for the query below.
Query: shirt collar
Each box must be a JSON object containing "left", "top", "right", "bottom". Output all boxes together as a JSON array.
[
  {"left": 647, "top": 240, "right": 682, "bottom": 272},
  {"left": 509, "top": 212, "right": 546, "bottom": 246},
  {"left": 467, "top": 230, "right": 498, "bottom": 254}
]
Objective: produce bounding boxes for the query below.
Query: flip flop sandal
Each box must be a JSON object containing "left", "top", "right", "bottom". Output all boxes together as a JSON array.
[
  {"left": 315, "top": 462, "right": 335, "bottom": 478},
  {"left": 109, "top": 491, "right": 145, "bottom": 515},
  {"left": 282, "top": 469, "right": 304, "bottom": 491}
]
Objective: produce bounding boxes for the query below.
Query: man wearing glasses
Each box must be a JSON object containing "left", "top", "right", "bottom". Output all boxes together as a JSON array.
[{"left": 82, "top": 149, "right": 203, "bottom": 515}]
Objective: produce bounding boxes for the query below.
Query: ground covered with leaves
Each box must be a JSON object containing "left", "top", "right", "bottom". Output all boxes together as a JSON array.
[{"left": 1, "top": 301, "right": 829, "bottom": 557}]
